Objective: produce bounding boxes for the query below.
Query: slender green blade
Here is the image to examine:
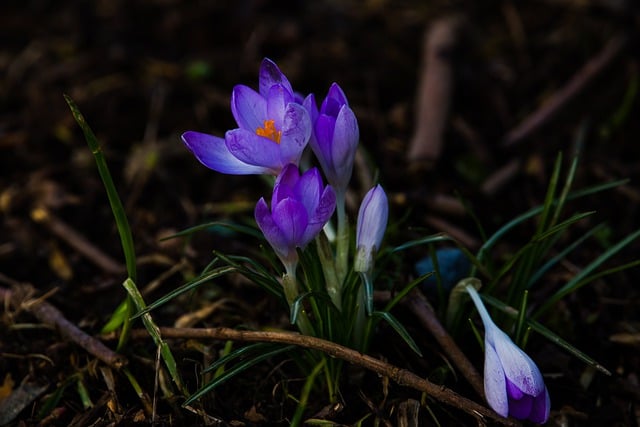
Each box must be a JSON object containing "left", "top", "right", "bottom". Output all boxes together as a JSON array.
[
  {"left": 64, "top": 94, "right": 136, "bottom": 282},
  {"left": 371, "top": 311, "right": 422, "bottom": 357}
]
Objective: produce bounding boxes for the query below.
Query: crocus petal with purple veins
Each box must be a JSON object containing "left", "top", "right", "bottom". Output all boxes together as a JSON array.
[
  {"left": 294, "top": 167, "right": 323, "bottom": 214},
  {"left": 231, "top": 85, "right": 268, "bottom": 131},
  {"left": 484, "top": 339, "right": 509, "bottom": 418},
  {"left": 225, "top": 128, "right": 282, "bottom": 174},
  {"left": 330, "top": 106, "right": 359, "bottom": 188},
  {"left": 181, "top": 131, "right": 270, "bottom": 175},
  {"left": 278, "top": 103, "right": 312, "bottom": 166},
  {"left": 266, "top": 85, "right": 294, "bottom": 130},
  {"left": 259, "top": 58, "right": 293, "bottom": 98},
  {"left": 325, "top": 82, "right": 348, "bottom": 107},
  {"left": 466, "top": 284, "right": 550, "bottom": 423},
  {"left": 489, "top": 327, "right": 546, "bottom": 398}
]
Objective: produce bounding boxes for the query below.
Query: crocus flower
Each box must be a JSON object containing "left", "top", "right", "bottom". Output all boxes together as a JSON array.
[
  {"left": 354, "top": 185, "right": 388, "bottom": 314},
  {"left": 304, "top": 83, "right": 359, "bottom": 193},
  {"left": 255, "top": 164, "right": 336, "bottom": 271},
  {"left": 354, "top": 185, "right": 388, "bottom": 274},
  {"left": 466, "top": 284, "right": 550, "bottom": 423},
  {"left": 183, "top": 58, "right": 311, "bottom": 176}
]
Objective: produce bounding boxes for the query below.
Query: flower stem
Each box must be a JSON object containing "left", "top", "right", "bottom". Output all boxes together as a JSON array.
[
  {"left": 335, "top": 191, "right": 349, "bottom": 285},
  {"left": 282, "top": 266, "right": 314, "bottom": 336},
  {"left": 465, "top": 283, "right": 495, "bottom": 331},
  {"left": 316, "top": 231, "right": 342, "bottom": 310}
]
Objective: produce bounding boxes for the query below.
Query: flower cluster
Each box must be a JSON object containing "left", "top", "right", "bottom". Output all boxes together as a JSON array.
[
  {"left": 182, "top": 58, "right": 383, "bottom": 317},
  {"left": 181, "top": 58, "right": 551, "bottom": 423}
]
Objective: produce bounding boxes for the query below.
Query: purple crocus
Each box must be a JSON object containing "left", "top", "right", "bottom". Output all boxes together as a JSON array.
[
  {"left": 304, "top": 83, "right": 359, "bottom": 192},
  {"left": 182, "top": 58, "right": 311, "bottom": 176},
  {"left": 255, "top": 164, "right": 336, "bottom": 271},
  {"left": 354, "top": 185, "right": 388, "bottom": 314},
  {"left": 466, "top": 284, "right": 550, "bottom": 423},
  {"left": 354, "top": 185, "right": 388, "bottom": 274}
]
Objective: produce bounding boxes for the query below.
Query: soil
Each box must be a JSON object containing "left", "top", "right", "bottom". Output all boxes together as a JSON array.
[{"left": 1, "top": 0, "right": 640, "bottom": 426}]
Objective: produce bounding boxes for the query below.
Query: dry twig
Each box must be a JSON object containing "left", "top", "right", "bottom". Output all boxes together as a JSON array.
[
  {"left": 0, "top": 283, "right": 127, "bottom": 369},
  {"left": 122, "top": 326, "right": 519, "bottom": 426}
]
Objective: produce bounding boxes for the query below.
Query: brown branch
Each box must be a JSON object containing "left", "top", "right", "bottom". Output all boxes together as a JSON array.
[
  {"left": 377, "top": 289, "right": 485, "bottom": 399},
  {"left": 122, "top": 326, "right": 519, "bottom": 426},
  {"left": 503, "top": 34, "right": 627, "bottom": 147},
  {"left": 0, "top": 284, "right": 127, "bottom": 369},
  {"left": 30, "top": 207, "right": 125, "bottom": 275},
  {"left": 408, "top": 16, "right": 463, "bottom": 169}
]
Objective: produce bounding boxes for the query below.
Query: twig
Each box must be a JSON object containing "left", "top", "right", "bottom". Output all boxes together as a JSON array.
[
  {"left": 400, "top": 289, "right": 485, "bottom": 399},
  {"left": 30, "top": 207, "right": 124, "bottom": 275},
  {"left": 408, "top": 16, "right": 462, "bottom": 169},
  {"left": 503, "top": 34, "right": 627, "bottom": 147},
  {"left": 0, "top": 284, "right": 127, "bottom": 369},
  {"left": 121, "top": 326, "right": 519, "bottom": 426}
]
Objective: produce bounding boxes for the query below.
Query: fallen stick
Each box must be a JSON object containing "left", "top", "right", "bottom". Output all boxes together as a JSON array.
[
  {"left": 0, "top": 284, "right": 127, "bottom": 369},
  {"left": 120, "top": 326, "right": 520, "bottom": 426},
  {"left": 408, "top": 16, "right": 462, "bottom": 169},
  {"left": 503, "top": 34, "right": 627, "bottom": 147}
]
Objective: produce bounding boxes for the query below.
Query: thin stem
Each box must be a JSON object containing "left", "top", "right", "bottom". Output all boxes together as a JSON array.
[
  {"left": 282, "top": 268, "right": 314, "bottom": 336},
  {"left": 465, "top": 284, "right": 495, "bottom": 332},
  {"left": 335, "top": 191, "right": 349, "bottom": 284},
  {"left": 316, "top": 231, "right": 342, "bottom": 310}
]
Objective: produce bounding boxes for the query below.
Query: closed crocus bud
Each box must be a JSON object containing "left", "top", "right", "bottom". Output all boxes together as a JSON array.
[
  {"left": 466, "top": 284, "right": 550, "bottom": 423},
  {"left": 305, "top": 83, "right": 359, "bottom": 193},
  {"left": 354, "top": 185, "right": 388, "bottom": 274}
]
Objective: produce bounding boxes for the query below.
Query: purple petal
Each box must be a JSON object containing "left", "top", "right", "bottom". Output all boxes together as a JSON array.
[
  {"left": 182, "top": 131, "right": 270, "bottom": 175},
  {"left": 330, "top": 105, "right": 359, "bottom": 187},
  {"left": 231, "top": 85, "right": 267, "bottom": 131},
  {"left": 506, "top": 378, "right": 524, "bottom": 400},
  {"left": 302, "top": 185, "right": 336, "bottom": 245},
  {"left": 267, "top": 85, "right": 294, "bottom": 129},
  {"left": 278, "top": 103, "right": 311, "bottom": 166},
  {"left": 255, "top": 198, "right": 290, "bottom": 260},
  {"left": 490, "top": 327, "right": 546, "bottom": 397},
  {"left": 483, "top": 341, "right": 509, "bottom": 417},
  {"left": 529, "top": 388, "right": 550, "bottom": 423},
  {"left": 259, "top": 58, "right": 293, "bottom": 98},
  {"left": 294, "top": 168, "right": 323, "bottom": 215},
  {"left": 272, "top": 198, "right": 309, "bottom": 248},
  {"left": 313, "top": 114, "right": 337, "bottom": 168},
  {"left": 326, "top": 82, "right": 348, "bottom": 106},
  {"left": 272, "top": 164, "right": 299, "bottom": 205},
  {"left": 225, "top": 128, "right": 282, "bottom": 175},
  {"left": 356, "top": 185, "right": 388, "bottom": 252},
  {"left": 303, "top": 93, "right": 319, "bottom": 125},
  {"left": 508, "top": 393, "right": 534, "bottom": 420}
]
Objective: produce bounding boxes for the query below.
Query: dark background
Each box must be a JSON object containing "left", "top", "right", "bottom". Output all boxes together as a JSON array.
[{"left": 1, "top": 0, "right": 639, "bottom": 425}]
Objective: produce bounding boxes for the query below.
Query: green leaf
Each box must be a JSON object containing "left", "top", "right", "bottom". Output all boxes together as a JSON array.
[
  {"left": 535, "top": 227, "right": 640, "bottom": 316},
  {"left": 135, "top": 265, "right": 235, "bottom": 318},
  {"left": 122, "top": 278, "right": 187, "bottom": 393},
  {"left": 371, "top": 311, "right": 422, "bottom": 357},
  {"left": 185, "top": 344, "right": 296, "bottom": 406}
]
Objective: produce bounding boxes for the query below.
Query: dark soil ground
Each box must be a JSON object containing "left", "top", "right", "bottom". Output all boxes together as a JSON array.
[{"left": 2, "top": 1, "right": 640, "bottom": 425}]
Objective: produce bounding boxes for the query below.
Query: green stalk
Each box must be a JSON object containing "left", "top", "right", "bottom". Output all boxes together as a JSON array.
[
  {"left": 334, "top": 191, "right": 349, "bottom": 284},
  {"left": 64, "top": 95, "right": 137, "bottom": 350},
  {"left": 315, "top": 231, "right": 342, "bottom": 310}
]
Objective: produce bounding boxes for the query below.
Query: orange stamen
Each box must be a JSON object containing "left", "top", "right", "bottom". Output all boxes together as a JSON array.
[{"left": 255, "top": 119, "right": 282, "bottom": 144}]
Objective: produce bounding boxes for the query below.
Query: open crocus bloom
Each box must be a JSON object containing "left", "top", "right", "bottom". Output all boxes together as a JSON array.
[
  {"left": 255, "top": 164, "right": 336, "bottom": 269},
  {"left": 466, "top": 285, "right": 550, "bottom": 423},
  {"left": 182, "top": 58, "right": 311, "bottom": 176},
  {"left": 304, "top": 83, "right": 359, "bottom": 193}
]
